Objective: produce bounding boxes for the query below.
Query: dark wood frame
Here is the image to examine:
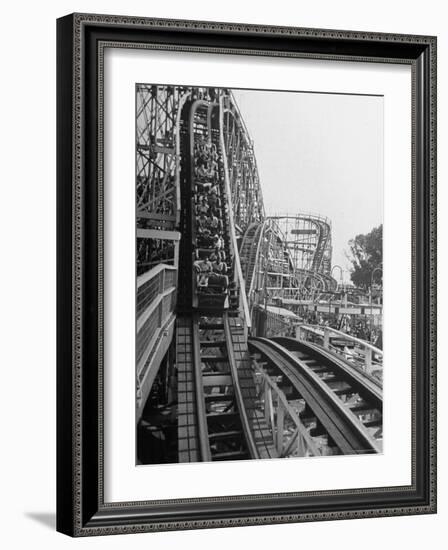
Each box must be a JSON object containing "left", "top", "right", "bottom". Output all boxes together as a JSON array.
[{"left": 57, "top": 13, "right": 437, "bottom": 536}]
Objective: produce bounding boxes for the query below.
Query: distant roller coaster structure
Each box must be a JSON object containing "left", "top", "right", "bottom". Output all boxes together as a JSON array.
[
  {"left": 135, "top": 85, "right": 377, "bottom": 465},
  {"left": 268, "top": 214, "right": 337, "bottom": 297}
]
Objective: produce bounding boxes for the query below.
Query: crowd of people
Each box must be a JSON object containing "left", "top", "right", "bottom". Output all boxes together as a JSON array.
[
  {"left": 302, "top": 310, "right": 382, "bottom": 347},
  {"left": 192, "top": 135, "right": 231, "bottom": 293},
  {"left": 136, "top": 237, "right": 175, "bottom": 276}
]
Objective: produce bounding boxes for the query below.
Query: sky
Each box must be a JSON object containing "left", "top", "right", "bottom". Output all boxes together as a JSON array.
[{"left": 232, "top": 89, "right": 383, "bottom": 282}]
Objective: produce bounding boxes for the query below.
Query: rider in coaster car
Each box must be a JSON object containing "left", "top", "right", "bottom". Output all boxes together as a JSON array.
[
  {"left": 196, "top": 228, "right": 212, "bottom": 248},
  {"left": 193, "top": 256, "right": 212, "bottom": 287},
  {"left": 197, "top": 213, "right": 208, "bottom": 231},
  {"left": 208, "top": 258, "right": 229, "bottom": 290},
  {"left": 195, "top": 165, "right": 211, "bottom": 182},
  {"left": 208, "top": 191, "right": 219, "bottom": 211},
  {"left": 208, "top": 183, "right": 219, "bottom": 195},
  {"left": 211, "top": 143, "right": 218, "bottom": 161},
  {"left": 196, "top": 180, "right": 213, "bottom": 193},
  {"left": 208, "top": 214, "right": 221, "bottom": 232},
  {"left": 212, "top": 234, "right": 223, "bottom": 250},
  {"left": 196, "top": 199, "right": 209, "bottom": 216}
]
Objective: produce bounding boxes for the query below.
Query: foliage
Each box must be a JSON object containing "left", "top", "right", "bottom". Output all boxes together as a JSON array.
[{"left": 347, "top": 225, "right": 382, "bottom": 289}]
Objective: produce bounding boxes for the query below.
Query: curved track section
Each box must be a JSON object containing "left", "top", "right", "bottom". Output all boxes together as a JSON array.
[
  {"left": 270, "top": 214, "right": 337, "bottom": 297},
  {"left": 238, "top": 218, "right": 337, "bottom": 313},
  {"left": 272, "top": 337, "right": 382, "bottom": 405},
  {"left": 239, "top": 222, "right": 266, "bottom": 295},
  {"left": 310, "top": 216, "right": 332, "bottom": 273},
  {"left": 294, "top": 268, "right": 338, "bottom": 294},
  {"left": 239, "top": 220, "right": 302, "bottom": 309},
  {"left": 239, "top": 222, "right": 259, "bottom": 286},
  {"left": 249, "top": 337, "right": 382, "bottom": 455}
]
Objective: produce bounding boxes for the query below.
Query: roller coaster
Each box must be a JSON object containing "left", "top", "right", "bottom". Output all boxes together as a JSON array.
[{"left": 136, "top": 85, "right": 382, "bottom": 464}]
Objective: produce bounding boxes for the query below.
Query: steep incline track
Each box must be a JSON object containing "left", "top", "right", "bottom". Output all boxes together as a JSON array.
[{"left": 177, "top": 97, "right": 260, "bottom": 462}]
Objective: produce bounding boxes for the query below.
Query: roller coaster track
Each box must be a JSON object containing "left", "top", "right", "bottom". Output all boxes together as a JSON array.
[
  {"left": 141, "top": 88, "right": 379, "bottom": 464},
  {"left": 249, "top": 337, "right": 382, "bottom": 454},
  {"left": 309, "top": 216, "right": 332, "bottom": 274},
  {"left": 240, "top": 220, "right": 298, "bottom": 300},
  {"left": 176, "top": 98, "right": 260, "bottom": 462},
  {"left": 294, "top": 268, "right": 337, "bottom": 293},
  {"left": 239, "top": 223, "right": 258, "bottom": 283},
  {"left": 178, "top": 315, "right": 259, "bottom": 462},
  {"left": 239, "top": 222, "right": 266, "bottom": 295},
  {"left": 239, "top": 220, "right": 336, "bottom": 313},
  {"left": 269, "top": 214, "right": 336, "bottom": 296}
]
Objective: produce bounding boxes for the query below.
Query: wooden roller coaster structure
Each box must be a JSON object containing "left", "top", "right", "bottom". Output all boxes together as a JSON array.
[{"left": 136, "top": 86, "right": 381, "bottom": 464}]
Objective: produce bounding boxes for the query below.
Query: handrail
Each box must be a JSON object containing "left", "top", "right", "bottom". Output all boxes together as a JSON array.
[
  {"left": 298, "top": 324, "right": 383, "bottom": 356},
  {"left": 136, "top": 264, "right": 177, "bottom": 376},
  {"left": 136, "top": 288, "right": 176, "bottom": 378},
  {"left": 223, "top": 315, "right": 259, "bottom": 460},
  {"left": 136, "top": 286, "right": 175, "bottom": 332},
  {"left": 297, "top": 324, "right": 382, "bottom": 375},
  {"left": 137, "top": 263, "right": 177, "bottom": 289}
]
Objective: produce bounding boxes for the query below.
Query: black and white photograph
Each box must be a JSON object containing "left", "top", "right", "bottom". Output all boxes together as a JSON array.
[
  {"left": 0, "top": 0, "right": 441, "bottom": 545},
  {"left": 136, "top": 84, "right": 383, "bottom": 465}
]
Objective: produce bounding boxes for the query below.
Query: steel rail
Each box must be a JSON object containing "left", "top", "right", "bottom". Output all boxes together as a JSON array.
[
  {"left": 245, "top": 222, "right": 266, "bottom": 304},
  {"left": 191, "top": 317, "right": 212, "bottom": 461},
  {"left": 249, "top": 337, "right": 380, "bottom": 454},
  {"left": 223, "top": 314, "right": 260, "bottom": 459},
  {"left": 239, "top": 223, "right": 258, "bottom": 283}
]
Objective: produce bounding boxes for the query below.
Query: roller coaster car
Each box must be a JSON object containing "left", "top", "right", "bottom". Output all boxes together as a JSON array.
[
  {"left": 193, "top": 275, "right": 229, "bottom": 311},
  {"left": 195, "top": 287, "right": 229, "bottom": 311}
]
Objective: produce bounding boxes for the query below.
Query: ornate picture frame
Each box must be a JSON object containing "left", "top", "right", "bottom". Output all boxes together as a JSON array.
[{"left": 56, "top": 13, "right": 437, "bottom": 536}]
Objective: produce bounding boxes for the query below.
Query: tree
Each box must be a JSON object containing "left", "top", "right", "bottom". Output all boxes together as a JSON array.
[{"left": 347, "top": 225, "right": 382, "bottom": 289}]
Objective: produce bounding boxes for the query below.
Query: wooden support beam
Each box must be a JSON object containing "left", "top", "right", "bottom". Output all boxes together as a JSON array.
[
  {"left": 276, "top": 403, "right": 284, "bottom": 454},
  {"left": 136, "top": 211, "right": 177, "bottom": 222},
  {"left": 137, "top": 228, "right": 181, "bottom": 241}
]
